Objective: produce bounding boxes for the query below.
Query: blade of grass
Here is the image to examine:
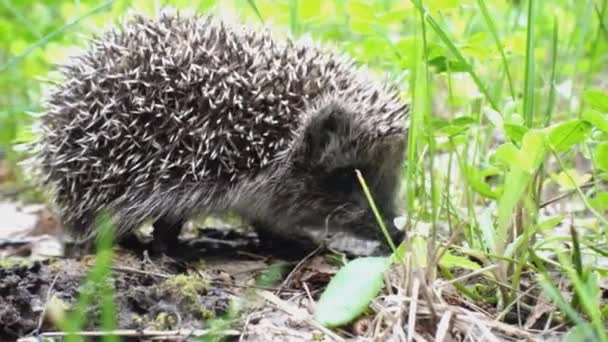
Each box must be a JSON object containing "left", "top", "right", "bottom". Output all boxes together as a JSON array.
[
  {"left": 476, "top": 0, "right": 515, "bottom": 101},
  {"left": 416, "top": 0, "right": 439, "bottom": 278},
  {"left": 554, "top": 250, "right": 607, "bottom": 341},
  {"left": 596, "top": 2, "right": 608, "bottom": 40},
  {"left": 406, "top": 0, "right": 428, "bottom": 227},
  {"left": 245, "top": 0, "right": 265, "bottom": 23},
  {"left": 410, "top": 0, "right": 499, "bottom": 111},
  {"left": 544, "top": 16, "right": 559, "bottom": 127},
  {"left": 522, "top": 0, "right": 536, "bottom": 127},
  {"left": 288, "top": 0, "right": 299, "bottom": 34},
  {"left": 356, "top": 170, "right": 396, "bottom": 253},
  {"left": 580, "top": 0, "right": 607, "bottom": 116},
  {"left": 565, "top": 1, "right": 593, "bottom": 116},
  {"left": 0, "top": 1, "right": 113, "bottom": 74},
  {"left": 63, "top": 212, "right": 116, "bottom": 342}
]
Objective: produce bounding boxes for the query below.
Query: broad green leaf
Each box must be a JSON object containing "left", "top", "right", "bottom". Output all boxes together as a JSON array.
[
  {"left": 549, "top": 169, "right": 592, "bottom": 190},
  {"left": 434, "top": 117, "right": 475, "bottom": 136},
  {"left": 495, "top": 130, "right": 547, "bottom": 254},
  {"left": 594, "top": 142, "right": 608, "bottom": 171},
  {"left": 452, "top": 116, "right": 476, "bottom": 126},
  {"left": 521, "top": 130, "right": 547, "bottom": 169},
  {"left": 493, "top": 143, "right": 522, "bottom": 169},
  {"left": 314, "top": 257, "right": 389, "bottom": 327},
  {"left": 480, "top": 166, "right": 501, "bottom": 178},
  {"left": 436, "top": 125, "right": 469, "bottom": 137},
  {"left": 464, "top": 165, "right": 499, "bottom": 199},
  {"left": 496, "top": 168, "right": 528, "bottom": 249},
  {"left": 584, "top": 89, "right": 608, "bottom": 113},
  {"left": 547, "top": 119, "right": 592, "bottom": 152},
  {"left": 439, "top": 250, "right": 481, "bottom": 271},
  {"left": 537, "top": 215, "right": 564, "bottom": 231},
  {"left": 589, "top": 192, "right": 608, "bottom": 211},
  {"left": 428, "top": 56, "right": 469, "bottom": 73},
  {"left": 582, "top": 110, "right": 608, "bottom": 134},
  {"left": 504, "top": 123, "right": 529, "bottom": 143},
  {"left": 493, "top": 131, "right": 545, "bottom": 173}
]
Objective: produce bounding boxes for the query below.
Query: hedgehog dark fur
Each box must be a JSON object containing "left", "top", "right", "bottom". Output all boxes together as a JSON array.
[{"left": 34, "top": 10, "right": 409, "bottom": 254}]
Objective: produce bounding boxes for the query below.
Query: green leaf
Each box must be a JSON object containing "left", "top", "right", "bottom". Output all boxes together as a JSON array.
[
  {"left": 256, "top": 262, "right": 290, "bottom": 287},
  {"left": 537, "top": 215, "right": 564, "bottom": 231},
  {"left": 589, "top": 192, "right": 608, "bottom": 211},
  {"left": 584, "top": 89, "right": 608, "bottom": 113},
  {"left": 464, "top": 165, "right": 499, "bottom": 199},
  {"left": 547, "top": 119, "right": 592, "bottom": 152},
  {"left": 495, "top": 125, "right": 547, "bottom": 172},
  {"left": 452, "top": 116, "right": 476, "bottom": 126},
  {"left": 439, "top": 250, "right": 481, "bottom": 271},
  {"left": 493, "top": 143, "right": 521, "bottom": 168},
  {"left": 495, "top": 130, "right": 547, "bottom": 255},
  {"left": 433, "top": 116, "right": 475, "bottom": 136},
  {"left": 314, "top": 257, "right": 389, "bottom": 327},
  {"left": 520, "top": 130, "right": 547, "bottom": 172},
  {"left": 594, "top": 142, "right": 608, "bottom": 171},
  {"left": 549, "top": 169, "right": 592, "bottom": 190},
  {"left": 428, "top": 55, "right": 469, "bottom": 73},
  {"left": 582, "top": 110, "right": 608, "bottom": 133},
  {"left": 504, "top": 123, "right": 529, "bottom": 143},
  {"left": 409, "top": 0, "right": 499, "bottom": 110}
]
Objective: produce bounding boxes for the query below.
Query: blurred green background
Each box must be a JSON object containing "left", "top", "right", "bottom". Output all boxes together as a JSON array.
[{"left": 0, "top": 0, "right": 606, "bottom": 162}]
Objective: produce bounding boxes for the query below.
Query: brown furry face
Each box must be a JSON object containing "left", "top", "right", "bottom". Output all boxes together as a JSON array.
[{"left": 272, "top": 101, "right": 406, "bottom": 253}]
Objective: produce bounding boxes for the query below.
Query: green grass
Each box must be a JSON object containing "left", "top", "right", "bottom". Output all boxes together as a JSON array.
[{"left": 1, "top": 0, "right": 607, "bottom": 339}]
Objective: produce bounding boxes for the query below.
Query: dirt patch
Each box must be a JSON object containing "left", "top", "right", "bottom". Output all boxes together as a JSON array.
[{"left": 0, "top": 255, "right": 236, "bottom": 340}]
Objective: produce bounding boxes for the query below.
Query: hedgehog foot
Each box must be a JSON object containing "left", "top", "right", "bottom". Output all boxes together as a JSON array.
[
  {"left": 150, "top": 216, "right": 185, "bottom": 254},
  {"left": 111, "top": 217, "right": 184, "bottom": 257},
  {"left": 252, "top": 223, "right": 321, "bottom": 259}
]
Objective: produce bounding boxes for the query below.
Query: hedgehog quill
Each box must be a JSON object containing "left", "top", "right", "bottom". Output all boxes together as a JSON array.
[{"left": 31, "top": 10, "right": 409, "bottom": 256}]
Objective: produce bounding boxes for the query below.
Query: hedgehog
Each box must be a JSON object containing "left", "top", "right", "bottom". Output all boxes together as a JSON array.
[{"left": 31, "top": 9, "right": 409, "bottom": 256}]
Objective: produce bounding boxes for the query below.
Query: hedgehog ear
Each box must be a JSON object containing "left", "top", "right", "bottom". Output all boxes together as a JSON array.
[{"left": 296, "top": 104, "right": 353, "bottom": 164}]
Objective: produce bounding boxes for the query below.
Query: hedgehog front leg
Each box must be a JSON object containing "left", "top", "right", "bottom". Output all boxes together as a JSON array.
[
  {"left": 251, "top": 220, "right": 319, "bottom": 258},
  {"left": 152, "top": 216, "right": 185, "bottom": 252}
]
